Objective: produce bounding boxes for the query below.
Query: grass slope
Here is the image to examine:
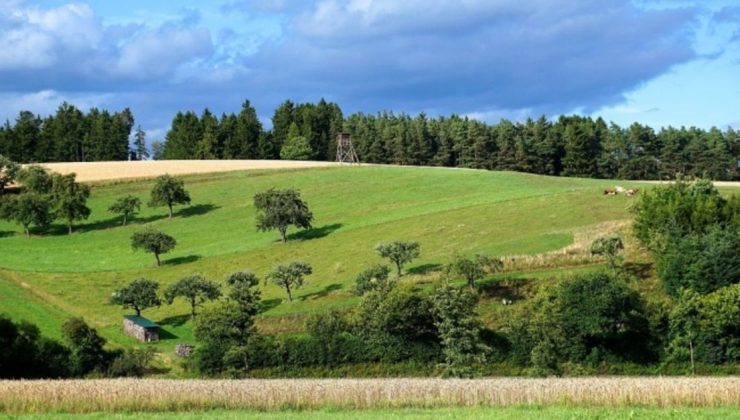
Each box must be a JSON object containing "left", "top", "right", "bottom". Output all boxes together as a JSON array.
[{"left": 0, "top": 166, "right": 650, "bottom": 350}]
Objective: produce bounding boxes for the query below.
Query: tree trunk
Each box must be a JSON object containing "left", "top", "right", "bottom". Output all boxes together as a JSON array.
[
  {"left": 155, "top": 252, "right": 161, "bottom": 267},
  {"left": 395, "top": 261, "right": 402, "bottom": 277},
  {"left": 24, "top": 226, "right": 30, "bottom": 237},
  {"left": 280, "top": 226, "right": 287, "bottom": 243},
  {"left": 136, "top": 307, "right": 141, "bottom": 316},
  {"left": 68, "top": 223, "right": 73, "bottom": 235},
  {"left": 285, "top": 285, "right": 292, "bottom": 302},
  {"left": 123, "top": 214, "right": 128, "bottom": 226},
  {"left": 689, "top": 338, "right": 695, "bottom": 376},
  {"left": 168, "top": 203, "right": 173, "bottom": 219},
  {"left": 190, "top": 298, "right": 197, "bottom": 319}
]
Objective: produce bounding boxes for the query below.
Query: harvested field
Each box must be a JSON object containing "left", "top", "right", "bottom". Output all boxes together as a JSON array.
[
  {"left": 37, "top": 160, "right": 344, "bottom": 183},
  {"left": 1, "top": 377, "right": 738, "bottom": 413}
]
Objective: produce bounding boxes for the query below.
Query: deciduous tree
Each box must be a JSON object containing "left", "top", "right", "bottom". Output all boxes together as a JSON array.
[
  {"left": 131, "top": 228, "right": 176, "bottom": 266},
  {"left": 50, "top": 173, "right": 91, "bottom": 234},
  {"left": 375, "top": 241, "right": 420, "bottom": 276},
  {"left": 253, "top": 188, "right": 313, "bottom": 242},
  {"left": 165, "top": 274, "right": 222, "bottom": 318},
  {"left": 266, "top": 261, "right": 312, "bottom": 302},
  {"left": 108, "top": 195, "right": 141, "bottom": 226},
  {"left": 149, "top": 174, "right": 191, "bottom": 219},
  {"left": 111, "top": 278, "right": 162, "bottom": 316}
]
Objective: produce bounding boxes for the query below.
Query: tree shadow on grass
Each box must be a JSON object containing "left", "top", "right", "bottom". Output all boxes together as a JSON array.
[
  {"left": 407, "top": 263, "right": 443, "bottom": 275},
  {"left": 177, "top": 203, "right": 220, "bottom": 218},
  {"left": 0, "top": 231, "right": 16, "bottom": 238},
  {"left": 287, "top": 223, "right": 343, "bottom": 241},
  {"left": 259, "top": 298, "right": 283, "bottom": 313},
  {"left": 479, "top": 277, "right": 536, "bottom": 302},
  {"left": 158, "top": 314, "right": 190, "bottom": 328},
  {"left": 300, "top": 283, "right": 343, "bottom": 301},
  {"left": 164, "top": 255, "right": 202, "bottom": 266},
  {"left": 43, "top": 203, "right": 219, "bottom": 236},
  {"left": 623, "top": 262, "right": 653, "bottom": 280},
  {"left": 156, "top": 328, "right": 179, "bottom": 341}
]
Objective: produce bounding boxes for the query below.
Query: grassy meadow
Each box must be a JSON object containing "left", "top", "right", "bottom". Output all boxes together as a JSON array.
[{"left": 0, "top": 165, "right": 670, "bottom": 353}]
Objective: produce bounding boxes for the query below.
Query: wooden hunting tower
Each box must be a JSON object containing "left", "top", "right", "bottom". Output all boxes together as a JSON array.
[{"left": 335, "top": 133, "right": 359, "bottom": 164}]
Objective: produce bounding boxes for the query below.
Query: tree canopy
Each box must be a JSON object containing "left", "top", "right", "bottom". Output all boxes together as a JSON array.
[
  {"left": 253, "top": 188, "right": 313, "bottom": 242},
  {"left": 165, "top": 274, "right": 222, "bottom": 318},
  {"left": 149, "top": 174, "right": 191, "bottom": 219},
  {"left": 131, "top": 228, "right": 176, "bottom": 267},
  {"left": 266, "top": 261, "right": 312, "bottom": 302},
  {"left": 111, "top": 278, "right": 161, "bottom": 316},
  {"left": 375, "top": 241, "right": 420, "bottom": 276}
]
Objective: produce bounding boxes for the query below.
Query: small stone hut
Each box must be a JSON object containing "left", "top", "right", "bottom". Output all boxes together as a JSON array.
[{"left": 123, "top": 315, "right": 160, "bottom": 342}]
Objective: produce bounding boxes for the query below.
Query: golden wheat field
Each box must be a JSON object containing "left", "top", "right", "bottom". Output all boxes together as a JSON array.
[
  {"left": 36, "top": 160, "right": 344, "bottom": 183},
  {"left": 1, "top": 377, "right": 739, "bottom": 413}
]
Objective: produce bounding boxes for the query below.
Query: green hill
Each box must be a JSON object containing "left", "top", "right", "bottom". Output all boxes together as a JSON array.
[{"left": 0, "top": 166, "right": 649, "bottom": 352}]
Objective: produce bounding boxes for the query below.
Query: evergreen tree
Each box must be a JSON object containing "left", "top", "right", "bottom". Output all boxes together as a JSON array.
[{"left": 133, "top": 125, "right": 148, "bottom": 160}]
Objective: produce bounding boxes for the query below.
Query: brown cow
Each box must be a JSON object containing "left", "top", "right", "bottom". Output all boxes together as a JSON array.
[
  {"left": 624, "top": 188, "right": 640, "bottom": 196},
  {"left": 603, "top": 188, "right": 617, "bottom": 195}
]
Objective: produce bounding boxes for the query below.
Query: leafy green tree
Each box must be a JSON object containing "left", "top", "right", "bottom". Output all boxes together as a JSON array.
[
  {"left": 131, "top": 228, "right": 176, "bottom": 267},
  {"left": 193, "top": 271, "right": 262, "bottom": 375},
  {"left": 165, "top": 274, "right": 222, "bottom": 318},
  {"left": 375, "top": 241, "right": 420, "bottom": 276},
  {"left": 280, "top": 122, "right": 312, "bottom": 160},
  {"left": 108, "top": 195, "right": 141, "bottom": 226},
  {"left": 355, "top": 264, "right": 392, "bottom": 295},
  {"left": 667, "top": 284, "right": 740, "bottom": 366},
  {"left": 61, "top": 317, "right": 111, "bottom": 377},
  {"left": 631, "top": 178, "right": 734, "bottom": 250},
  {"left": 253, "top": 188, "right": 313, "bottom": 242},
  {"left": 111, "top": 278, "right": 162, "bottom": 316},
  {"left": 657, "top": 227, "right": 740, "bottom": 297},
  {"left": 226, "top": 271, "right": 262, "bottom": 314},
  {"left": 447, "top": 254, "right": 503, "bottom": 288},
  {"left": 4, "top": 193, "right": 52, "bottom": 236},
  {"left": 590, "top": 235, "right": 624, "bottom": 270},
  {"left": 0, "top": 155, "right": 20, "bottom": 194},
  {"left": 266, "top": 261, "right": 312, "bottom": 302},
  {"left": 430, "top": 283, "right": 488, "bottom": 377},
  {"left": 150, "top": 140, "right": 165, "bottom": 160},
  {"left": 149, "top": 174, "right": 191, "bottom": 219},
  {"left": 50, "top": 173, "right": 91, "bottom": 234},
  {"left": 280, "top": 135, "right": 313, "bottom": 160},
  {"left": 510, "top": 271, "right": 653, "bottom": 370},
  {"left": 18, "top": 165, "right": 52, "bottom": 194}
]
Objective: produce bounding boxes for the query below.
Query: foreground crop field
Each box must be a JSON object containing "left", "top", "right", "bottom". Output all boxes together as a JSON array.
[
  {"left": 1, "top": 378, "right": 738, "bottom": 413},
  {"left": 6, "top": 407, "right": 740, "bottom": 420},
  {"left": 0, "top": 165, "right": 650, "bottom": 349}
]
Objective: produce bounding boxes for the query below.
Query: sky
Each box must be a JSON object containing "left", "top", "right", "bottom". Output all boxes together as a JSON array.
[{"left": 0, "top": 0, "right": 739, "bottom": 139}]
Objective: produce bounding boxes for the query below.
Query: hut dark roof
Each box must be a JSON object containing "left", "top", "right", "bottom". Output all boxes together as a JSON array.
[{"left": 124, "top": 315, "right": 159, "bottom": 329}]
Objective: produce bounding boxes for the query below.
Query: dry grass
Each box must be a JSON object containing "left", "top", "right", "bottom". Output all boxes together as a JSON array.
[
  {"left": 1, "top": 377, "right": 738, "bottom": 413},
  {"left": 34, "top": 160, "right": 344, "bottom": 183},
  {"left": 500, "top": 220, "right": 630, "bottom": 272}
]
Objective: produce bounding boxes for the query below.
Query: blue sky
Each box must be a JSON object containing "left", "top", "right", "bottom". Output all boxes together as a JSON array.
[{"left": 0, "top": 0, "right": 738, "bottom": 139}]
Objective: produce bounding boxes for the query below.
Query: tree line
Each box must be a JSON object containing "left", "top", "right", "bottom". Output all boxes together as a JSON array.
[
  {"left": 0, "top": 103, "right": 142, "bottom": 163},
  {"left": 2, "top": 100, "right": 737, "bottom": 180}
]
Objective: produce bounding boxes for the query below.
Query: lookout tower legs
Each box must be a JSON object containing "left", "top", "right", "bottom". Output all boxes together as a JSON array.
[{"left": 336, "top": 133, "right": 359, "bottom": 164}]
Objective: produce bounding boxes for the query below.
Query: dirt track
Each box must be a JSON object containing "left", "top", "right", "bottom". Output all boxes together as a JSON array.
[{"left": 38, "top": 160, "right": 344, "bottom": 182}]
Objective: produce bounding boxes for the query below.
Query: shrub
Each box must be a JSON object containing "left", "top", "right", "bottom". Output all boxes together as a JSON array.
[
  {"left": 667, "top": 284, "right": 740, "bottom": 365},
  {"left": 657, "top": 226, "right": 740, "bottom": 297},
  {"left": 354, "top": 264, "right": 392, "bottom": 295},
  {"left": 508, "top": 271, "right": 655, "bottom": 371}
]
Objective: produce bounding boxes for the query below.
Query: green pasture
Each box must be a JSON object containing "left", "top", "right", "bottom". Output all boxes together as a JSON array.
[{"left": 0, "top": 166, "right": 659, "bottom": 351}]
